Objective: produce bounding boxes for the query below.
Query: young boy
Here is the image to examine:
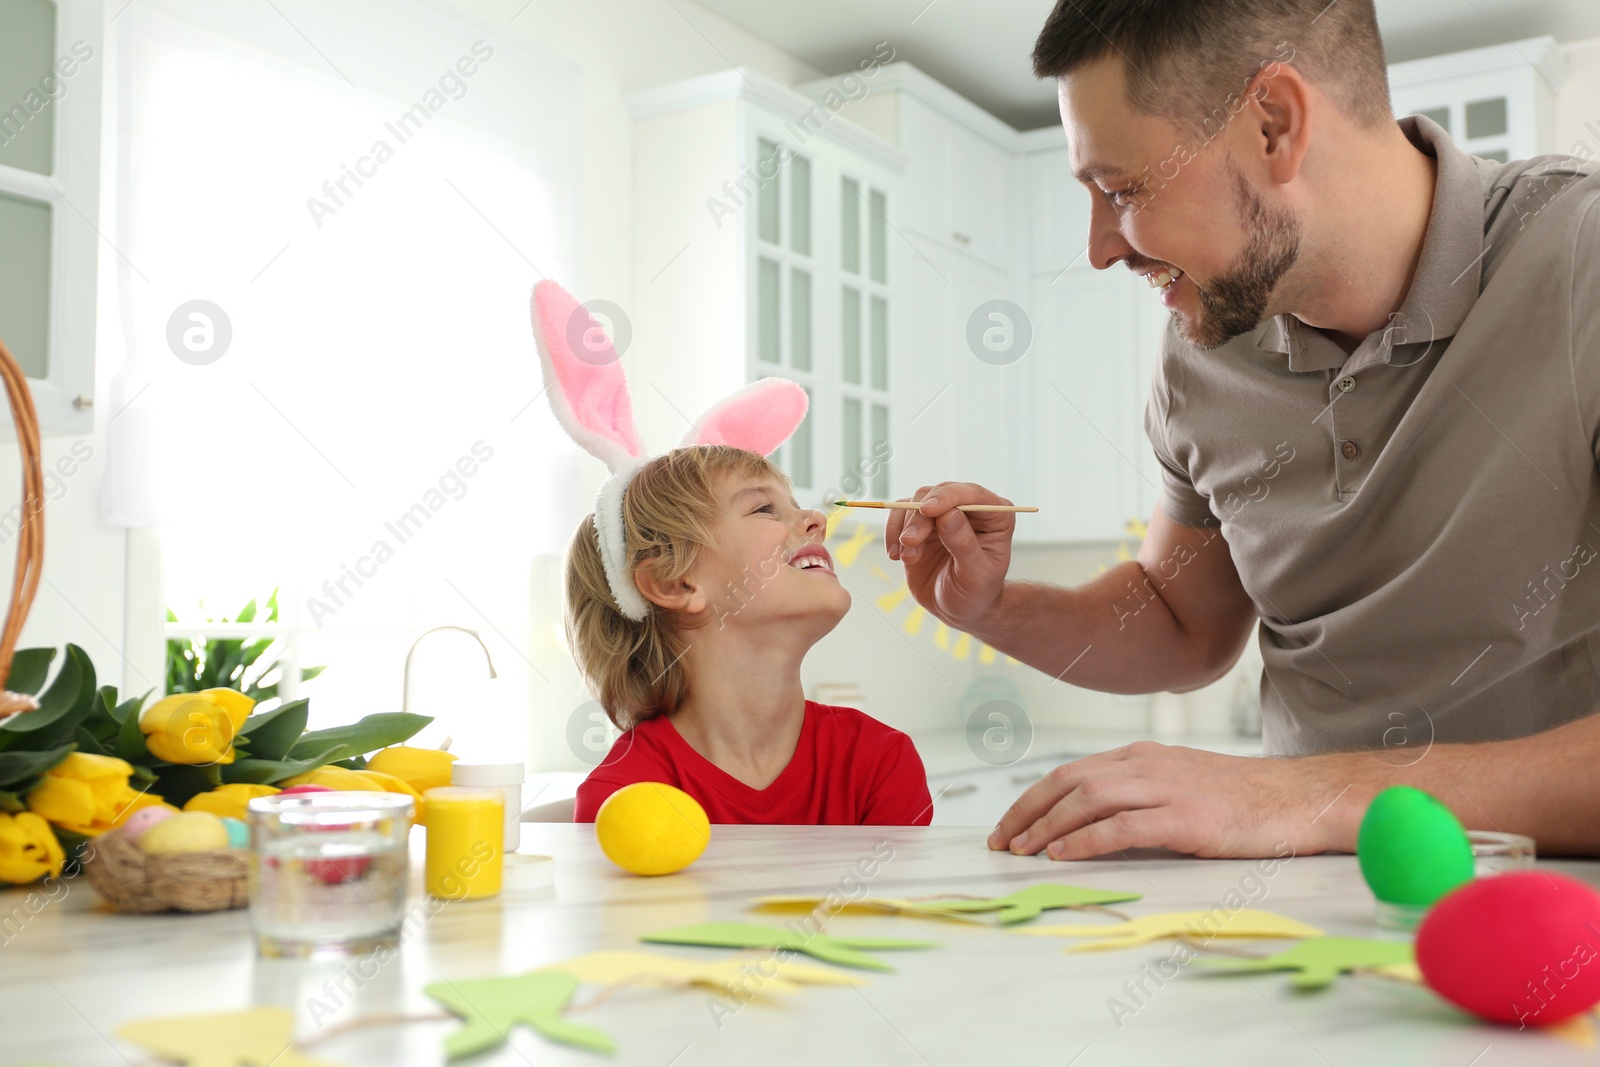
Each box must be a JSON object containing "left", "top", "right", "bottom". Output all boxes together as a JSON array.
[{"left": 565, "top": 446, "right": 932, "bottom": 825}]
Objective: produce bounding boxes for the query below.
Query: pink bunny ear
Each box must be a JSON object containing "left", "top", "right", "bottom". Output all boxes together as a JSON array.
[
  {"left": 531, "top": 280, "right": 646, "bottom": 471},
  {"left": 679, "top": 378, "right": 808, "bottom": 456}
]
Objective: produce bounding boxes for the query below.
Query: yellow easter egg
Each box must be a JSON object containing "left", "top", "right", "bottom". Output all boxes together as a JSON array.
[
  {"left": 139, "top": 811, "right": 230, "bottom": 855},
  {"left": 594, "top": 782, "right": 710, "bottom": 876}
]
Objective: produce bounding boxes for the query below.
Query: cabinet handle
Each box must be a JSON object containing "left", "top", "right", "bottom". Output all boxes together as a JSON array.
[
  {"left": 940, "top": 782, "right": 979, "bottom": 797},
  {"left": 951, "top": 231, "right": 971, "bottom": 245}
]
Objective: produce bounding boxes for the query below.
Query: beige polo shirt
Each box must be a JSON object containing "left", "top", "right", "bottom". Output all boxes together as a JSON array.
[{"left": 1145, "top": 115, "right": 1600, "bottom": 757}]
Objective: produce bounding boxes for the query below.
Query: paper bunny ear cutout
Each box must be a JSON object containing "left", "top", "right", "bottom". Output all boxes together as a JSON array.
[{"left": 530, "top": 279, "right": 809, "bottom": 619}]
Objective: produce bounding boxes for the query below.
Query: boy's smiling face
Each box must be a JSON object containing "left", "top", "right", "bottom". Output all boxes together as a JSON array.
[{"left": 694, "top": 471, "right": 850, "bottom": 632}]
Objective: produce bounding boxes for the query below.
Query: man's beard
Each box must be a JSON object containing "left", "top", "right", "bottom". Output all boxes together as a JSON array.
[{"left": 1180, "top": 168, "right": 1302, "bottom": 351}]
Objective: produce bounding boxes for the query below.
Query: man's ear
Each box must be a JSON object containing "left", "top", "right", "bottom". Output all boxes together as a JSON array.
[
  {"left": 1241, "top": 59, "right": 1313, "bottom": 186},
  {"left": 633, "top": 560, "right": 709, "bottom": 615}
]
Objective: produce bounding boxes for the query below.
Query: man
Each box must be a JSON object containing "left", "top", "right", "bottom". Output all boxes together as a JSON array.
[{"left": 887, "top": 0, "right": 1600, "bottom": 861}]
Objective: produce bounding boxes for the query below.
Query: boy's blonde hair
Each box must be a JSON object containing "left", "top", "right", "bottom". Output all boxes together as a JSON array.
[{"left": 565, "top": 445, "right": 788, "bottom": 729}]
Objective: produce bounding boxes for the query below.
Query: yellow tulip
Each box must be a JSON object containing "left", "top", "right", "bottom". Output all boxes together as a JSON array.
[
  {"left": 282, "top": 766, "right": 427, "bottom": 825},
  {"left": 139, "top": 688, "right": 255, "bottom": 765},
  {"left": 25, "top": 752, "right": 169, "bottom": 836},
  {"left": 184, "top": 783, "right": 281, "bottom": 821},
  {"left": 0, "top": 811, "right": 65, "bottom": 884},
  {"left": 365, "top": 746, "right": 457, "bottom": 793}
]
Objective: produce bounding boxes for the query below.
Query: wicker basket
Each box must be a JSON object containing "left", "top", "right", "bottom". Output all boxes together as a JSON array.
[
  {"left": 0, "top": 336, "right": 45, "bottom": 719},
  {"left": 84, "top": 827, "right": 250, "bottom": 913}
]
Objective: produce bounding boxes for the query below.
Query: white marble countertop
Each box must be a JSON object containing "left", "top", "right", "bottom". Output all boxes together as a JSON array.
[{"left": 4, "top": 825, "right": 1594, "bottom": 1066}]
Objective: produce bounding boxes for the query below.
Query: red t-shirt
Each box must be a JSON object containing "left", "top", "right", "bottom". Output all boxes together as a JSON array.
[{"left": 574, "top": 701, "right": 932, "bottom": 826}]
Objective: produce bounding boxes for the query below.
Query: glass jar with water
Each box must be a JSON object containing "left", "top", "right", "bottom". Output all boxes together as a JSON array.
[{"left": 246, "top": 791, "right": 414, "bottom": 958}]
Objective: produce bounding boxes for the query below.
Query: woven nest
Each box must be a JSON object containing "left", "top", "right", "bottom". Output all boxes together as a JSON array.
[{"left": 84, "top": 827, "right": 250, "bottom": 913}]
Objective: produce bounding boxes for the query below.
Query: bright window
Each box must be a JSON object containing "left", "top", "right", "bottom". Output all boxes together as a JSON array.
[{"left": 109, "top": 3, "right": 579, "bottom": 764}]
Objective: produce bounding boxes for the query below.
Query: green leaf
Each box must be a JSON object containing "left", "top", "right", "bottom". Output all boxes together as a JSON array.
[
  {"left": 224, "top": 745, "right": 346, "bottom": 785},
  {"left": 112, "top": 697, "right": 150, "bottom": 763},
  {"left": 236, "top": 699, "right": 308, "bottom": 762},
  {"left": 56, "top": 828, "right": 94, "bottom": 877},
  {"left": 0, "top": 743, "right": 75, "bottom": 791},
  {"left": 235, "top": 597, "right": 258, "bottom": 625},
  {"left": 0, "top": 789, "right": 23, "bottom": 813},
  {"left": 7, "top": 647, "right": 56, "bottom": 695},
  {"left": 287, "top": 713, "right": 432, "bottom": 763},
  {"left": 331, "top": 755, "right": 368, "bottom": 770},
  {"left": 149, "top": 762, "right": 223, "bottom": 808},
  {"left": 108, "top": 691, "right": 151, "bottom": 727},
  {"left": 0, "top": 645, "right": 90, "bottom": 738},
  {"left": 74, "top": 724, "right": 114, "bottom": 758}
]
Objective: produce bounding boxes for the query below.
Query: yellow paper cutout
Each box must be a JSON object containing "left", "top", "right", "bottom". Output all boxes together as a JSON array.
[
  {"left": 824, "top": 508, "right": 845, "bottom": 541},
  {"left": 1018, "top": 909, "right": 1324, "bottom": 951},
  {"left": 1547, "top": 1016, "right": 1598, "bottom": 1048},
  {"left": 1371, "top": 960, "right": 1423, "bottom": 984},
  {"left": 903, "top": 607, "right": 926, "bottom": 635},
  {"left": 832, "top": 523, "right": 874, "bottom": 568},
  {"left": 979, "top": 644, "right": 997, "bottom": 665},
  {"left": 934, "top": 623, "right": 951, "bottom": 650},
  {"left": 753, "top": 895, "right": 985, "bottom": 924},
  {"left": 117, "top": 1007, "right": 341, "bottom": 1067},
  {"left": 876, "top": 585, "right": 913, "bottom": 612},
  {"left": 953, "top": 633, "right": 971, "bottom": 660},
  {"left": 537, "top": 950, "right": 863, "bottom": 993},
  {"left": 869, "top": 564, "right": 894, "bottom": 583}
]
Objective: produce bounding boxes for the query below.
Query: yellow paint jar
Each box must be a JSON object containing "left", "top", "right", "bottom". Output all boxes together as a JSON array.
[{"left": 423, "top": 786, "right": 503, "bottom": 900}]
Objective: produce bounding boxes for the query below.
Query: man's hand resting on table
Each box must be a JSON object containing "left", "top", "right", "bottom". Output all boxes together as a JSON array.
[{"left": 988, "top": 742, "right": 1362, "bottom": 860}]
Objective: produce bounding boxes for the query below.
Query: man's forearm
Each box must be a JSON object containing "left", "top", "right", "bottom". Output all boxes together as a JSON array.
[
  {"left": 969, "top": 561, "right": 1229, "bottom": 694},
  {"left": 1308, "top": 712, "right": 1600, "bottom": 856}
]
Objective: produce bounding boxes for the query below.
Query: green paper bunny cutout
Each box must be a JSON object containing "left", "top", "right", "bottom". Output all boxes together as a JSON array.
[
  {"left": 424, "top": 972, "right": 615, "bottom": 1059},
  {"left": 1194, "top": 936, "right": 1415, "bottom": 989},
  {"left": 642, "top": 922, "right": 937, "bottom": 972}
]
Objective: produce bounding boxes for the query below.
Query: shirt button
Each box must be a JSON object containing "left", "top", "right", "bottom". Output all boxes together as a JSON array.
[
  {"left": 1338, "top": 376, "right": 1356, "bottom": 393},
  {"left": 1340, "top": 440, "right": 1360, "bottom": 461}
]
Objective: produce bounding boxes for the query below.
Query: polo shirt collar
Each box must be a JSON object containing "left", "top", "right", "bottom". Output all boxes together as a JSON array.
[{"left": 1258, "top": 114, "right": 1485, "bottom": 372}]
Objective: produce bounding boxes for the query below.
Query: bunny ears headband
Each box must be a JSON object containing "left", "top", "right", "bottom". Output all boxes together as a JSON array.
[{"left": 531, "top": 279, "right": 808, "bottom": 620}]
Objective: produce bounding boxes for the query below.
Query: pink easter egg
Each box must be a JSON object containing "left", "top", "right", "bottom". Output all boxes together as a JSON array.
[
  {"left": 119, "top": 806, "right": 176, "bottom": 843},
  {"left": 1417, "top": 870, "right": 1600, "bottom": 1026}
]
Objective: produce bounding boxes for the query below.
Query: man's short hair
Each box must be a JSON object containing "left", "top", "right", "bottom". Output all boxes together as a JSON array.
[{"left": 1033, "top": 0, "right": 1393, "bottom": 139}]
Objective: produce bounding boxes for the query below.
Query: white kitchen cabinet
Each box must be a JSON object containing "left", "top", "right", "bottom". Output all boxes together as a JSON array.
[
  {"left": 850, "top": 72, "right": 1020, "bottom": 271},
  {"left": 0, "top": 0, "right": 102, "bottom": 437},
  {"left": 1025, "top": 269, "right": 1151, "bottom": 541},
  {"left": 628, "top": 71, "right": 906, "bottom": 510},
  {"left": 1023, "top": 132, "right": 1088, "bottom": 276},
  {"left": 1389, "top": 37, "right": 1569, "bottom": 163}
]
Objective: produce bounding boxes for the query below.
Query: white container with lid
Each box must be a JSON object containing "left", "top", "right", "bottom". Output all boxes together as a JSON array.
[{"left": 450, "top": 761, "right": 524, "bottom": 853}]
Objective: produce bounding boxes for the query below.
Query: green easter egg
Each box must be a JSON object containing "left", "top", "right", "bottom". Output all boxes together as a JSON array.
[{"left": 1357, "top": 786, "right": 1474, "bottom": 905}]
